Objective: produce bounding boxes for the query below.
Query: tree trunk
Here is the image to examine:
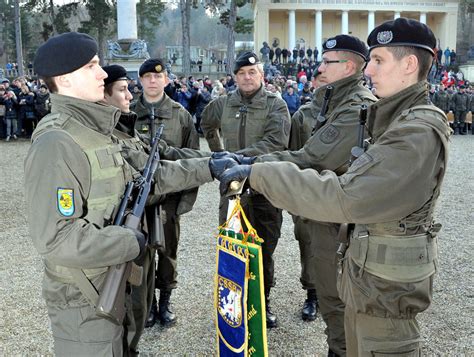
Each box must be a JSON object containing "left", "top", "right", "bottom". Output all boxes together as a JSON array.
[
  {"left": 225, "top": 0, "right": 237, "bottom": 75},
  {"left": 97, "top": 22, "right": 105, "bottom": 65},
  {"left": 48, "top": 0, "right": 57, "bottom": 35},
  {"left": 14, "top": 0, "right": 24, "bottom": 76},
  {"left": 180, "top": 0, "right": 191, "bottom": 76}
]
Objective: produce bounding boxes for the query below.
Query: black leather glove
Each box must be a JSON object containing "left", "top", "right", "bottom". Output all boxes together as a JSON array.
[
  {"left": 209, "top": 157, "right": 239, "bottom": 180},
  {"left": 211, "top": 151, "right": 256, "bottom": 165},
  {"left": 127, "top": 227, "right": 147, "bottom": 266},
  {"left": 218, "top": 164, "right": 252, "bottom": 196}
]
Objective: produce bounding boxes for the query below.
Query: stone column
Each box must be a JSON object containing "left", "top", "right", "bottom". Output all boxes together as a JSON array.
[
  {"left": 420, "top": 12, "right": 427, "bottom": 24},
  {"left": 117, "top": 0, "right": 138, "bottom": 40},
  {"left": 315, "top": 10, "right": 323, "bottom": 61},
  {"left": 368, "top": 11, "right": 375, "bottom": 36},
  {"left": 289, "top": 10, "right": 296, "bottom": 52},
  {"left": 341, "top": 10, "right": 349, "bottom": 34},
  {"left": 394, "top": 11, "right": 401, "bottom": 20}
]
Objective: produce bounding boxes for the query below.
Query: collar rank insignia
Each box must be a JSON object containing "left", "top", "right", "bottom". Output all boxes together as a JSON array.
[
  {"left": 57, "top": 188, "right": 75, "bottom": 217},
  {"left": 377, "top": 30, "right": 393, "bottom": 45},
  {"left": 217, "top": 276, "right": 243, "bottom": 327}
]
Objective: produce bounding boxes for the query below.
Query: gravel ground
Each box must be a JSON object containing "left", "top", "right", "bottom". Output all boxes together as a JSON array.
[{"left": 0, "top": 136, "right": 473, "bottom": 356}]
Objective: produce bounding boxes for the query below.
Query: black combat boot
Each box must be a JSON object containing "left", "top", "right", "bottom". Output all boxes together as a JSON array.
[
  {"left": 158, "top": 289, "right": 177, "bottom": 327},
  {"left": 302, "top": 289, "right": 318, "bottom": 321},
  {"left": 145, "top": 294, "right": 158, "bottom": 328},
  {"left": 265, "top": 292, "right": 278, "bottom": 328},
  {"left": 327, "top": 348, "right": 341, "bottom": 357}
]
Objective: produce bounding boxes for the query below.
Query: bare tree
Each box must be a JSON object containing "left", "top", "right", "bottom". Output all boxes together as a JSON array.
[
  {"left": 14, "top": 0, "right": 24, "bottom": 76},
  {"left": 224, "top": 0, "right": 237, "bottom": 74},
  {"left": 179, "top": 0, "right": 192, "bottom": 76}
]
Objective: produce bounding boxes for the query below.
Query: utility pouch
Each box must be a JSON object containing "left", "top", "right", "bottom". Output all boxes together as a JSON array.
[{"left": 349, "top": 232, "right": 438, "bottom": 283}]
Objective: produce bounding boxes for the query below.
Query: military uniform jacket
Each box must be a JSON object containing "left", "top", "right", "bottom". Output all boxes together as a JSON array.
[
  {"left": 24, "top": 96, "right": 213, "bottom": 308},
  {"left": 250, "top": 81, "right": 451, "bottom": 296},
  {"left": 452, "top": 91, "right": 470, "bottom": 112},
  {"left": 432, "top": 90, "right": 450, "bottom": 113},
  {"left": 24, "top": 94, "right": 141, "bottom": 308},
  {"left": 131, "top": 93, "right": 200, "bottom": 215},
  {"left": 257, "top": 73, "right": 377, "bottom": 174},
  {"left": 201, "top": 84, "right": 291, "bottom": 155}
]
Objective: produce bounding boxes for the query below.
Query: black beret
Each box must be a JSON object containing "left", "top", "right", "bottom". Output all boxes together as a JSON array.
[
  {"left": 322, "top": 35, "right": 368, "bottom": 60},
  {"left": 34, "top": 32, "right": 98, "bottom": 77},
  {"left": 139, "top": 58, "right": 166, "bottom": 77},
  {"left": 233, "top": 51, "right": 261, "bottom": 74},
  {"left": 367, "top": 18, "right": 436, "bottom": 55},
  {"left": 102, "top": 65, "right": 130, "bottom": 86}
]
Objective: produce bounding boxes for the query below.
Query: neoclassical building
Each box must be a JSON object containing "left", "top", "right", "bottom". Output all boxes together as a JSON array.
[{"left": 252, "top": 0, "right": 459, "bottom": 60}]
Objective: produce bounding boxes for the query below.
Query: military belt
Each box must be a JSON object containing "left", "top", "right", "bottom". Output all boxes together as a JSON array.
[{"left": 348, "top": 232, "right": 438, "bottom": 283}]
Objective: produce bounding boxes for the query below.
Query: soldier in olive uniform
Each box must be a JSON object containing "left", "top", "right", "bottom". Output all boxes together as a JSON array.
[
  {"left": 219, "top": 18, "right": 451, "bottom": 355},
  {"left": 24, "top": 33, "right": 236, "bottom": 356},
  {"left": 452, "top": 85, "right": 470, "bottom": 134},
  {"left": 102, "top": 64, "right": 211, "bottom": 355},
  {"left": 201, "top": 51, "right": 291, "bottom": 328},
  {"left": 131, "top": 59, "right": 200, "bottom": 328},
  {"left": 432, "top": 84, "right": 450, "bottom": 114},
  {"left": 102, "top": 64, "right": 156, "bottom": 356},
  {"left": 249, "top": 35, "right": 377, "bottom": 356}
]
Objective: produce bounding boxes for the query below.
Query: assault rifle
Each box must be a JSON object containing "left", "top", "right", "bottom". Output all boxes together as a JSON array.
[
  {"left": 311, "top": 85, "right": 333, "bottom": 135},
  {"left": 96, "top": 124, "right": 164, "bottom": 325},
  {"left": 337, "top": 105, "right": 368, "bottom": 259}
]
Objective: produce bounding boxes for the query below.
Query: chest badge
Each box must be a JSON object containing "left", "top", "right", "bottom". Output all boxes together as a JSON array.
[{"left": 57, "top": 188, "right": 75, "bottom": 217}]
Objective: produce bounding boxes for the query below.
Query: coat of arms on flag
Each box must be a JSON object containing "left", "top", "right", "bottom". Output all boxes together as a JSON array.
[{"left": 218, "top": 276, "right": 243, "bottom": 327}]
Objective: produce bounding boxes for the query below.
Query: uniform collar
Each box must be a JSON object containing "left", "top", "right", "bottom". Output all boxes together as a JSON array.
[
  {"left": 310, "top": 73, "right": 368, "bottom": 116},
  {"left": 367, "top": 81, "right": 430, "bottom": 140},
  {"left": 138, "top": 93, "right": 173, "bottom": 119},
  {"left": 50, "top": 93, "right": 120, "bottom": 136},
  {"left": 115, "top": 111, "right": 138, "bottom": 137},
  {"left": 228, "top": 84, "right": 268, "bottom": 108}
]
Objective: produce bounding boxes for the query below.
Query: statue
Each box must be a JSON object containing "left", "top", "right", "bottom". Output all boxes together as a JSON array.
[{"left": 107, "top": 39, "right": 150, "bottom": 60}]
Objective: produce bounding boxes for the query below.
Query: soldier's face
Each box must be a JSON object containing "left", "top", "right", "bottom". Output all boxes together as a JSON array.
[
  {"left": 140, "top": 72, "right": 169, "bottom": 100},
  {"left": 235, "top": 65, "right": 263, "bottom": 96},
  {"left": 104, "top": 79, "right": 133, "bottom": 113},
  {"left": 59, "top": 56, "right": 107, "bottom": 102},
  {"left": 317, "top": 51, "right": 350, "bottom": 85},
  {"left": 365, "top": 47, "right": 411, "bottom": 98}
]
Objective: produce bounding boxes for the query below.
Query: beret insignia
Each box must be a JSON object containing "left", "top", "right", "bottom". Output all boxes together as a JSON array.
[
  {"left": 155, "top": 64, "right": 162, "bottom": 72},
  {"left": 326, "top": 39, "right": 337, "bottom": 49},
  {"left": 376, "top": 30, "right": 393, "bottom": 45},
  {"left": 248, "top": 56, "right": 256, "bottom": 64}
]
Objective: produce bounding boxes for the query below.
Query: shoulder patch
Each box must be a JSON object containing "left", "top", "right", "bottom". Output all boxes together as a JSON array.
[
  {"left": 319, "top": 124, "right": 340, "bottom": 144},
  {"left": 57, "top": 188, "right": 75, "bottom": 217}
]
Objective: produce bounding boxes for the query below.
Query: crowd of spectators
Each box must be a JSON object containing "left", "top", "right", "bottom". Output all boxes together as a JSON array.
[
  {"left": 2, "top": 46, "right": 472, "bottom": 141},
  {"left": 0, "top": 77, "right": 50, "bottom": 141}
]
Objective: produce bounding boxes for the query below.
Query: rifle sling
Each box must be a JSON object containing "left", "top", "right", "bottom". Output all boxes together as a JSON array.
[{"left": 68, "top": 268, "right": 100, "bottom": 307}]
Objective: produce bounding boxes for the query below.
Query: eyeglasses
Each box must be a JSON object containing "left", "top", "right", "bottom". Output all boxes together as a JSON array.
[{"left": 321, "top": 59, "right": 348, "bottom": 66}]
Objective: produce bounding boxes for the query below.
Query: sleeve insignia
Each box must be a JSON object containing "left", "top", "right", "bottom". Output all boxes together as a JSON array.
[
  {"left": 57, "top": 188, "right": 75, "bottom": 217},
  {"left": 319, "top": 124, "right": 340, "bottom": 144}
]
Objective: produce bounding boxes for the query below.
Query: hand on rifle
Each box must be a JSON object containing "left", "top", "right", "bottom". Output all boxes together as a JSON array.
[{"left": 127, "top": 227, "right": 147, "bottom": 266}]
